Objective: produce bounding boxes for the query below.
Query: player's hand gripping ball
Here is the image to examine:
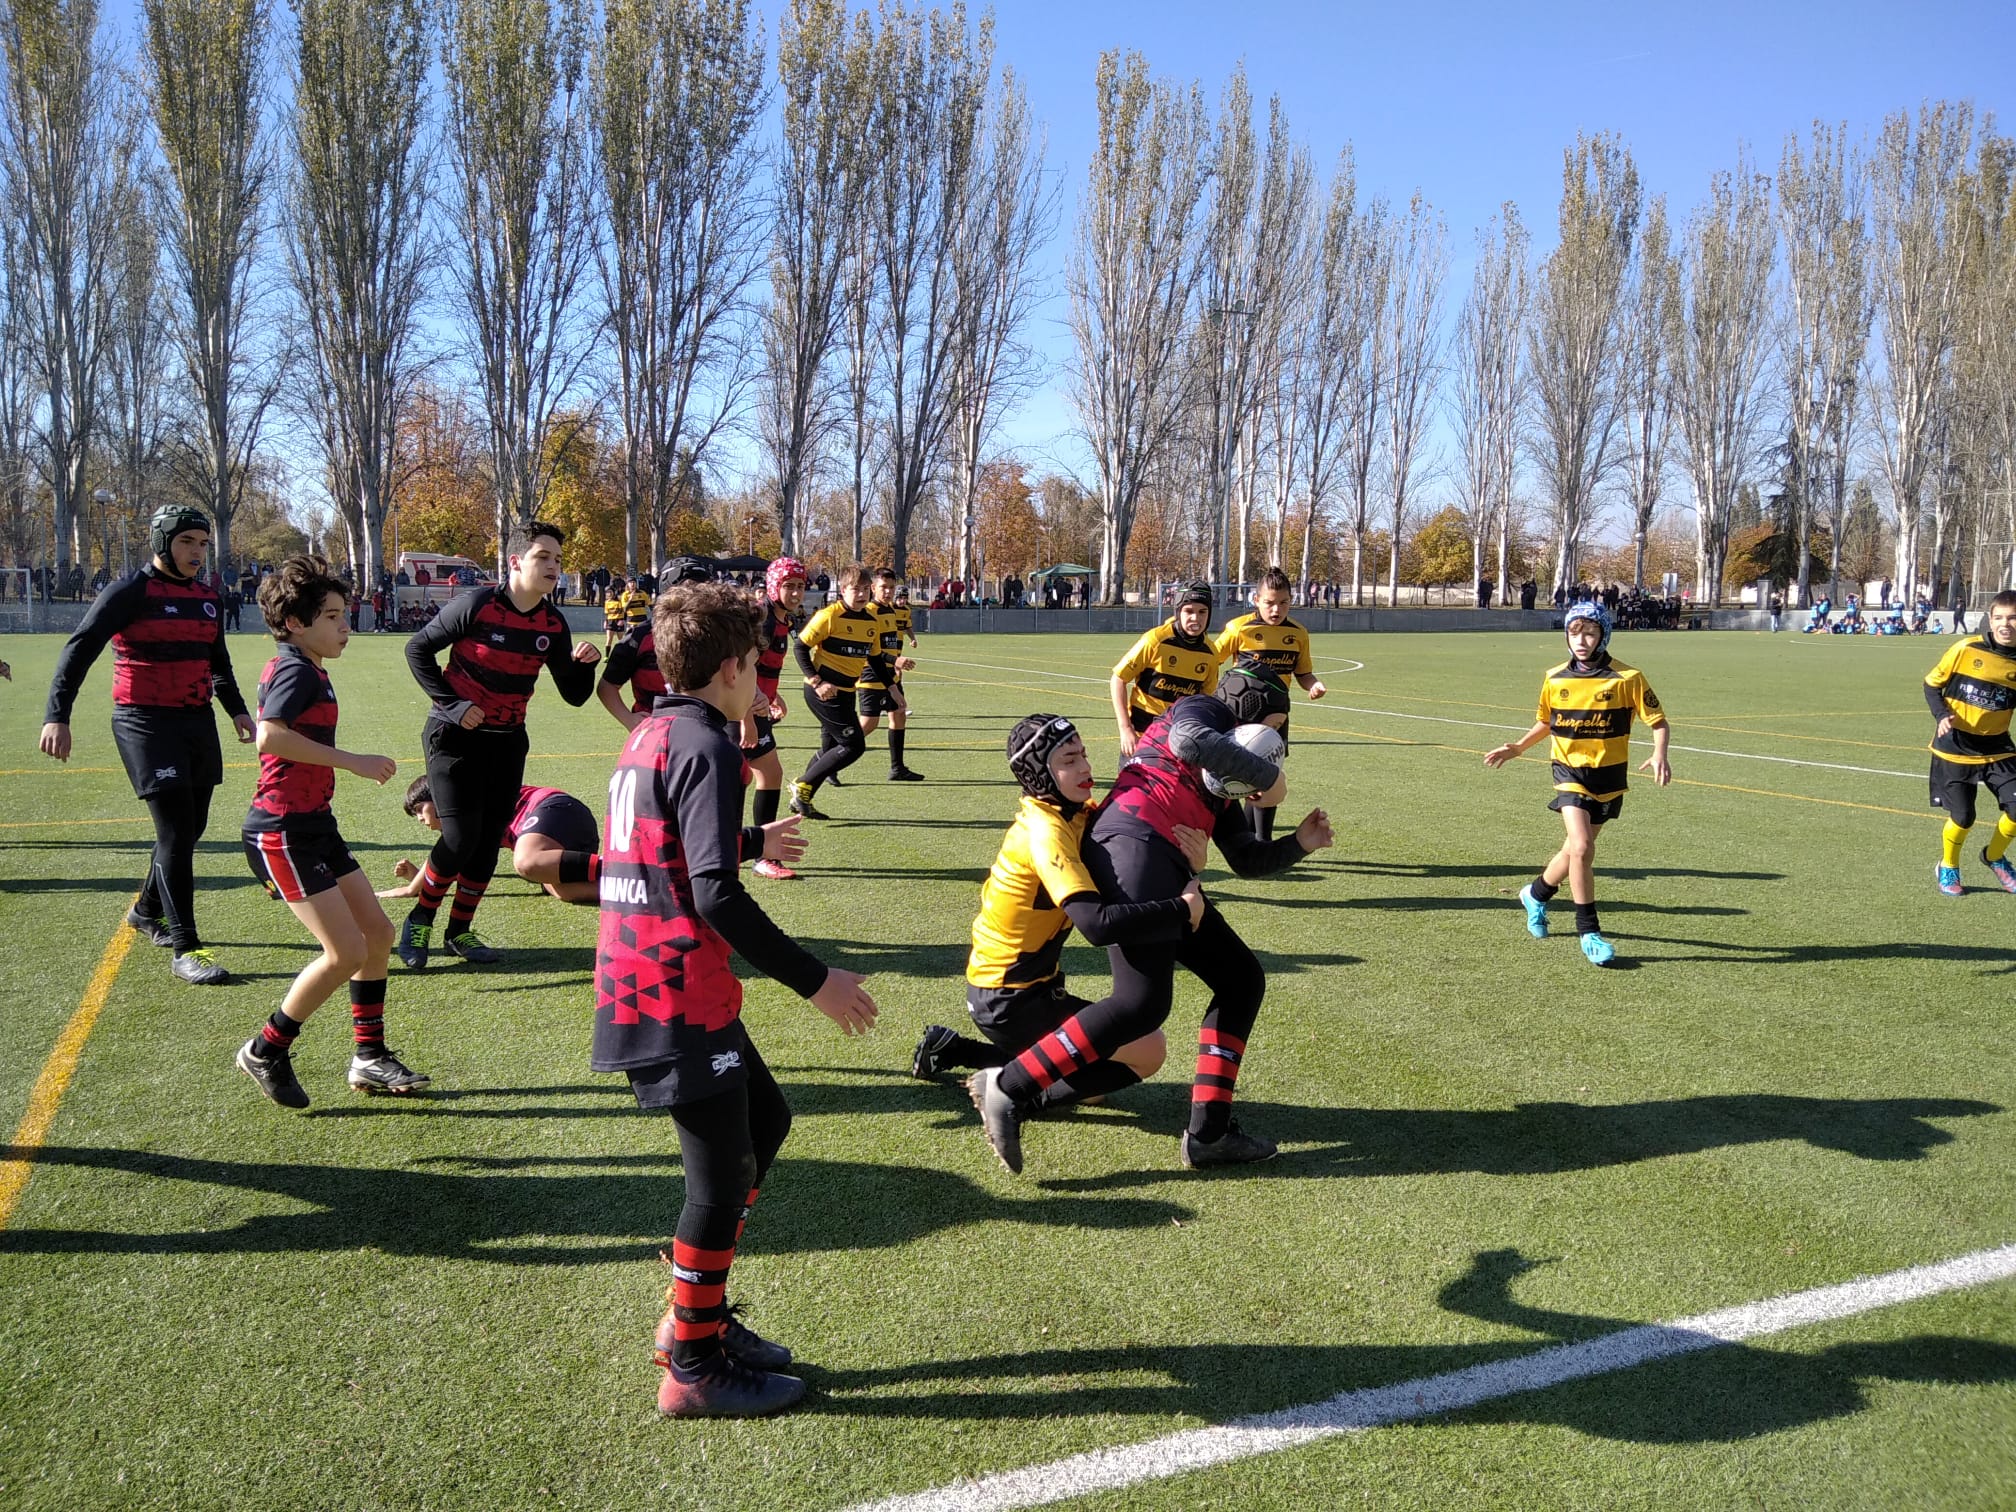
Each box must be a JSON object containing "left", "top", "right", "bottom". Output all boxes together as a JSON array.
[{"left": 1202, "top": 722, "right": 1286, "bottom": 800}]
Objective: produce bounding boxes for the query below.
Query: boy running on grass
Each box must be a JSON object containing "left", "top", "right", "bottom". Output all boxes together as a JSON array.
[
  {"left": 789, "top": 564, "right": 895, "bottom": 819},
  {"left": 910, "top": 713, "right": 1205, "bottom": 1091},
  {"left": 863, "top": 566, "right": 924, "bottom": 782},
  {"left": 1214, "top": 566, "right": 1328, "bottom": 840},
  {"left": 743, "top": 557, "right": 808, "bottom": 878},
  {"left": 1923, "top": 589, "right": 2016, "bottom": 895},
  {"left": 383, "top": 777, "right": 602, "bottom": 905},
  {"left": 596, "top": 581, "right": 875, "bottom": 1418},
  {"left": 603, "top": 576, "right": 629, "bottom": 656},
  {"left": 399, "top": 521, "right": 600, "bottom": 970},
  {"left": 1483, "top": 600, "right": 1672, "bottom": 966},
  {"left": 1110, "top": 581, "right": 1220, "bottom": 757},
  {"left": 596, "top": 557, "right": 716, "bottom": 735},
  {"left": 236, "top": 556, "right": 424, "bottom": 1110}
]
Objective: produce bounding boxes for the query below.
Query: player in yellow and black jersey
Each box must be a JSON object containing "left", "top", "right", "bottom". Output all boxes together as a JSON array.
[
  {"left": 1111, "top": 582, "right": 1220, "bottom": 756},
  {"left": 789, "top": 563, "right": 895, "bottom": 818},
  {"left": 1212, "top": 567, "right": 1330, "bottom": 839},
  {"left": 1485, "top": 600, "right": 1671, "bottom": 967},
  {"left": 861, "top": 566, "right": 924, "bottom": 781},
  {"left": 909, "top": 713, "right": 1202, "bottom": 1101},
  {"left": 1924, "top": 590, "right": 2016, "bottom": 895},
  {"left": 603, "top": 576, "right": 628, "bottom": 655},
  {"left": 622, "top": 576, "right": 653, "bottom": 634}
]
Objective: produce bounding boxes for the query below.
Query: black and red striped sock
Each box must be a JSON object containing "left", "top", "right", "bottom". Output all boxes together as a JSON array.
[
  {"left": 446, "top": 879, "right": 489, "bottom": 937},
  {"left": 661, "top": 1220, "right": 740, "bottom": 1371},
  {"left": 350, "top": 977, "right": 387, "bottom": 1054},
  {"left": 1039, "top": 1060, "right": 1142, "bottom": 1109},
  {"left": 1188, "top": 1026, "right": 1246, "bottom": 1140},
  {"left": 997, "top": 1013, "right": 1104, "bottom": 1107},
  {"left": 733, "top": 1187, "right": 759, "bottom": 1247},
  {"left": 253, "top": 1008, "right": 303, "bottom": 1060},
  {"left": 409, "top": 863, "right": 453, "bottom": 926}
]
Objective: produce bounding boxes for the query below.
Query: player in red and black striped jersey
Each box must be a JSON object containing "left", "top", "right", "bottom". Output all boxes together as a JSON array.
[
  {"left": 386, "top": 777, "right": 603, "bottom": 905},
  {"left": 597, "top": 620, "right": 669, "bottom": 728},
  {"left": 39, "top": 505, "right": 254, "bottom": 985},
  {"left": 399, "top": 520, "right": 601, "bottom": 968},
  {"left": 232, "top": 557, "right": 425, "bottom": 1111},
  {"left": 741, "top": 556, "right": 806, "bottom": 879},
  {"left": 597, "top": 581, "right": 874, "bottom": 1419},
  {"left": 967, "top": 671, "right": 1334, "bottom": 1174}
]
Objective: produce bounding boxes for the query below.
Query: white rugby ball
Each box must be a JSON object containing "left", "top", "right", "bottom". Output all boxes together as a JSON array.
[{"left": 1203, "top": 722, "right": 1286, "bottom": 800}]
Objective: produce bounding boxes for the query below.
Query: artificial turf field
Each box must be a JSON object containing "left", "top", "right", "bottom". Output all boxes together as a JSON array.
[{"left": 3, "top": 624, "right": 2014, "bottom": 1511}]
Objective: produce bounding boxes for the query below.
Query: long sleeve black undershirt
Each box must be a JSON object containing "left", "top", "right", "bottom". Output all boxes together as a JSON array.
[
  {"left": 1061, "top": 892, "right": 1188, "bottom": 945},
  {"left": 692, "top": 872, "right": 829, "bottom": 999}
]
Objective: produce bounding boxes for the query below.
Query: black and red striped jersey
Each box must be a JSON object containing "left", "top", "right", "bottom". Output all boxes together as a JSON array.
[
  {"left": 757, "top": 600, "right": 794, "bottom": 701},
  {"left": 44, "top": 566, "right": 248, "bottom": 723},
  {"left": 1101, "top": 696, "right": 1234, "bottom": 849},
  {"left": 245, "top": 645, "right": 338, "bottom": 834},
  {"left": 503, "top": 784, "right": 562, "bottom": 847},
  {"left": 600, "top": 622, "right": 667, "bottom": 713},
  {"left": 592, "top": 695, "right": 824, "bottom": 1073},
  {"left": 405, "top": 586, "right": 596, "bottom": 729}
]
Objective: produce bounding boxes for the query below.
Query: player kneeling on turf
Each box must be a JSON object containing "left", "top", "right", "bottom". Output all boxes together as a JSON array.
[
  {"left": 385, "top": 777, "right": 603, "bottom": 904},
  {"left": 911, "top": 714, "right": 1205, "bottom": 1093},
  {"left": 596, "top": 581, "right": 876, "bottom": 1419},
  {"left": 1923, "top": 589, "right": 2016, "bottom": 896},
  {"left": 969, "top": 670, "right": 1334, "bottom": 1173},
  {"left": 237, "top": 556, "right": 424, "bottom": 1109},
  {"left": 1483, "top": 601, "right": 1672, "bottom": 967}
]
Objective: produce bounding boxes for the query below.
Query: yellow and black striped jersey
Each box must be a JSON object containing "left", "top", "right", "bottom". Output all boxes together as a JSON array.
[
  {"left": 603, "top": 593, "right": 626, "bottom": 625},
  {"left": 871, "top": 600, "right": 913, "bottom": 683},
  {"left": 622, "top": 587, "right": 652, "bottom": 627},
  {"left": 1926, "top": 636, "right": 2016, "bottom": 762},
  {"left": 967, "top": 797, "right": 1100, "bottom": 989},
  {"left": 1213, "top": 612, "right": 1314, "bottom": 679},
  {"left": 1113, "top": 620, "right": 1220, "bottom": 718},
  {"left": 799, "top": 601, "right": 885, "bottom": 689},
  {"left": 1538, "top": 656, "right": 1667, "bottom": 800}
]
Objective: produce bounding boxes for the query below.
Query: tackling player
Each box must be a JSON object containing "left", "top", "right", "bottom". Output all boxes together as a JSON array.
[
  {"left": 235, "top": 556, "right": 423, "bottom": 1109},
  {"left": 1922, "top": 590, "right": 2016, "bottom": 895},
  {"left": 1483, "top": 601, "right": 1672, "bottom": 966},
  {"left": 39, "top": 505, "right": 255, "bottom": 985},
  {"left": 1213, "top": 567, "right": 1328, "bottom": 840}
]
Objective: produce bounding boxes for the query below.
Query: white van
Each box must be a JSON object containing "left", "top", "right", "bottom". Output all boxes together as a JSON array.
[{"left": 394, "top": 553, "right": 493, "bottom": 619}]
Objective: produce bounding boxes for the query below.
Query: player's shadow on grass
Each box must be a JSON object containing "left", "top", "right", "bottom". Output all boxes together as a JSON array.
[
  {"left": 1319, "top": 861, "right": 1786, "bottom": 883},
  {"left": 1208, "top": 890, "right": 1747, "bottom": 918},
  {"left": 1619, "top": 932, "right": 2016, "bottom": 971},
  {"left": 0, "top": 1146, "right": 1194, "bottom": 1264},
  {"left": 805, "top": 1247, "right": 2016, "bottom": 1443},
  {"left": 1033, "top": 1089, "right": 2000, "bottom": 1188}
]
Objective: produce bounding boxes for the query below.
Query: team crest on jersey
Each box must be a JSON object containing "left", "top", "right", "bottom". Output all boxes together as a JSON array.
[
  {"left": 711, "top": 1050, "right": 742, "bottom": 1075},
  {"left": 203, "top": 602, "right": 217, "bottom": 618},
  {"left": 536, "top": 635, "right": 551, "bottom": 651}
]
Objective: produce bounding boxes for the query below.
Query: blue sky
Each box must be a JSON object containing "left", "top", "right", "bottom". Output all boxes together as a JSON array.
[{"left": 984, "top": 0, "right": 2014, "bottom": 477}]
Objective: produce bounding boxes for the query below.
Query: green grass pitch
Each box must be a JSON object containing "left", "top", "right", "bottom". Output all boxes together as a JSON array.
[{"left": 3, "top": 626, "right": 2014, "bottom": 1510}]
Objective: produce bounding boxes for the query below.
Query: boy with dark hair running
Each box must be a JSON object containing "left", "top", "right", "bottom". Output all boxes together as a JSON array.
[
  {"left": 969, "top": 670, "right": 1335, "bottom": 1173},
  {"left": 912, "top": 713, "right": 1203, "bottom": 1091},
  {"left": 743, "top": 556, "right": 808, "bottom": 878},
  {"left": 1483, "top": 601, "right": 1672, "bottom": 965},
  {"left": 1110, "top": 581, "right": 1220, "bottom": 758},
  {"left": 1922, "top": 589, "right": 2016, "bottom": 895},
  {"left": 1214, "top": 566, "right": 1328, "bottom": 840},
  {"left": 863, "top": 566, "right": 924, "bottom": 781},
  {"left": 598, "top": 581, "right": 875, "bottom": 1418},
  {"left": 399, "top": 520, "right": 600, "bottom": 969},
  {"left": 39, "top": 504, "right": 255, "bottom": 985},
  {"left": 236, "top": 556, "right": 424, "bottom": 1109},
  {"left": 384, "top": 776, "right": 602, "bottom": 905},
  {"left": 789, "top": 564, "right": 893, "bottom": 820}
]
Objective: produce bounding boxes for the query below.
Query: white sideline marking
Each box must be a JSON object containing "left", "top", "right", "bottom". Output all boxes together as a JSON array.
[
  {"left": 923, "top": 654, "right": 1920, "bottom": 779},
  {"left": 926, "top": 655, "right": 1367, "bottom": 685},
  {"left": 841, "top": 1243, "right": 2016, "bottom": 1512}
]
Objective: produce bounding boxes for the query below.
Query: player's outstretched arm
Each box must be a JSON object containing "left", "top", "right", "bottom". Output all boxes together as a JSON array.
[
  {"left": 810, "top": 967, "right": 877, "bottom": 1035},
  {"left": 257, "top": 720, "right": 397, "bottom": 784},
  {"left": 40, "top": 572, "right": 147, "bottom": 750},
  {"left": 1638, "top": 723, "right": 1673, "bottom": 787},
  {"left": 1483, "top": 721, "right": 1549, "bottom": 768}
]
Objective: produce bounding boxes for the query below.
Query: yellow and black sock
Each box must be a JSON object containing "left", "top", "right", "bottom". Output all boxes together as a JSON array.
[{"left": 1986, "top": 816, "right": 2016, "bottom": 863}]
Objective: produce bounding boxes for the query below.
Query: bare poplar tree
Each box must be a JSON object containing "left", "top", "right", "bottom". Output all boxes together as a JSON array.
[
  {"left": 1777, "top": 123, "right": 1871, "bottom": 604},
  {"left": 1667, "top": 156, "right": 1777, "bottom": 602},
  {"left": 869, "top": 2, "right": 988, "bottom": 575},
  {"left": 1292, "top": 150, "right": 1370, "bottom": 593},
  {"left": 0, "top": 225, "right": 38, "bottom": 571},
  {"left": 947, "top": 65, "right": 1053, "bottom": 584},
  {"left": 839, "top": 200, "right": 877, "bottom": 559},
  {"left": 101, "top": 177, "right": 173, "bottom": 569},
  {"left": 762, "top": 0, "right": 871, "bottom": 554},
  {"left": 1378, "top": 191, "right": 1446, "bottom": 606},
  {"left": 1, "top": 0, "right": 127, "bottom": 583},
  {"left": 1968, "top": 141, "right": 2016, "bottom": 589},
  {"left": 594, "top": 0, "right": 766, "bottom": 572},
  {"left": 1339, "top": 201, "right": 1392, "bottom": 604},
  {"left": 141, "top": 0, "right": 277, "bottom": 578},
  {"left": 1451, "top": 202, "right": 1529, "bottom": 599},
  {"left": 443, "top": 0, "right": 593, "bottom": 564},
  {"left": 1617, "top": 196, "right": 1676, "bottom": 591},
  {"left": 1066, "top": 49, "right": 1209, "bottom": 604},
  {"left": 1869, "top": 102, "right": 1976, "bottom": 604},
  {"left": 285, "top": 0, "right": 433, "bottom": 587},
  {"left": 1528, "top": 133, "right": 1640, "bottom": 592}
]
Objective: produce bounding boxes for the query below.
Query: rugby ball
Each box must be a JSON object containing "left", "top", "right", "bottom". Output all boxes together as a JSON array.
[{"left": 1202, "top": 722, "right": 1286, "bottom": 800}]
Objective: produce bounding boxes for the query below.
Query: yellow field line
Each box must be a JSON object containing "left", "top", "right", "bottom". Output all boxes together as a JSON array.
[
  {"left": 1668, "top": 777, "right": 1936, "bottom": 821},
  {"left": 0, "top": 924, "right": 134, "bottom": 1231},
  {"left": 0, "top": 816, "right": 152, "bottom": 829},
  {"left": 0, "top": 748, "right": 621, "bottom": 780}
]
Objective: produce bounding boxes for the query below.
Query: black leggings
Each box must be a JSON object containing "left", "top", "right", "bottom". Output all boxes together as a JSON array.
[
  {"left": 416, "top": 724, "right": 527, "bottom": 917},
  {"left": 665, "top": 1040, "right": 793, "bottom": 1363},
  {"left": 138, "top": 784, "right": 214, "bottom": 953},
  {"left": 799, "top": 686, "right": 865, "bottom": 790}
]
